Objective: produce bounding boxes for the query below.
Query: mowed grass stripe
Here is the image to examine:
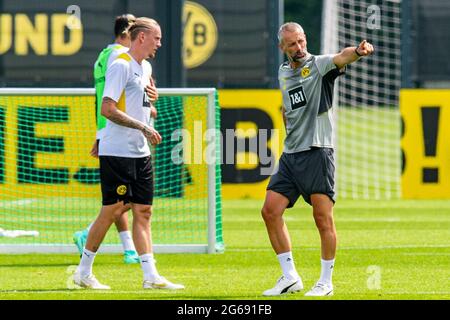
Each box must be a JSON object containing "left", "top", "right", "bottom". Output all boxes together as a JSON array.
[{"left": 0, "top": 199, "right": 449, "bottom": 299}]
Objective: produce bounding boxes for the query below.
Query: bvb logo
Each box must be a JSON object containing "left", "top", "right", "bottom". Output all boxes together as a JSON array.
[
  {"left": 301, "top": 67, "right": 310, "bottom": 78},
  {"left": 183, "top": 1, "right": 218, "bottom": 69},
  {"left": 116, "top": 185, "right": 127, "bottom": 196}
]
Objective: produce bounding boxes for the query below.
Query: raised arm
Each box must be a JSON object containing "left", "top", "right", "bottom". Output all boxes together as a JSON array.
[{"left": 333, "top": 40, "right": 374, "bottom": 69}]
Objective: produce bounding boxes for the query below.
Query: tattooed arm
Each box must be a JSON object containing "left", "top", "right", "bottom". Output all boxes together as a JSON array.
[
  {"left": 101, "top": 97, "right": 144, "bottom": 130},
  {"left": 101, "top": 97, "right": 161, "bottom": 145}
]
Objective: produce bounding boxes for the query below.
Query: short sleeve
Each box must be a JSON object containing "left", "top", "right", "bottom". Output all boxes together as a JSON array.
[
  {"left": 103, "top": 59, "right": 129, "bottom": 102},
  {"left": 315, "top": 54, "right": 338, "bottom": 76},
  {"left": 106, "top": 46, "right": 128, "bottom": 68}
]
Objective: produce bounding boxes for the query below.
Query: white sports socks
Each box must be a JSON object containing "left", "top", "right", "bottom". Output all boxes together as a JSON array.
[
  {"left": 119, "top": 231, "right": 136, "bottom": 252},
  {"left": 79, "top": 248, "right": 96, "bottom": 277},
  {"left": 277, "top": 251, "right": 300, "bottom": 281},
  {"left": 139, "top": 253, "right": 160, "bottom": 281},
  {"left": 319, "top": 258, "right": 335, "bottom": 285}
]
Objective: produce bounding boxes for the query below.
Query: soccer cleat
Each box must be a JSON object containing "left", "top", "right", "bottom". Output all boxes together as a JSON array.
[
  {"left": 73, "top": 272, "right": 111, "bottom": 290},
  {"left": 73, "top": 229, "right": 88, "bottom": 255},
  {"left": 263, "top": 275, "right": 303, "bottom": 296},
  {"left": 123, "top": 250, "right": 140, "bottom": 264},
  {"left": 304, "top": 282, "right": 333, "bottom": 296},
  {"left": 143, "top": 276, "right": 185, "bottom": 290}
]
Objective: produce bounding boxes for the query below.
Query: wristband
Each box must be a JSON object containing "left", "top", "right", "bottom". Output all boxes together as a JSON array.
[{"left": 355, "top": 47, "right": 363, "bottom": 57}]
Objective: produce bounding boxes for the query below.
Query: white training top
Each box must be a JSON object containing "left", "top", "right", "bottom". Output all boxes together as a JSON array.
[
  {"left": 96, "top": 43, "right": 129, "bottom": 140},
  {"left": 106, "top": 43, "right": 129, "bottom": 67},
  {"left": 99, "top": 52, "right": 153, "bottom": 158}
]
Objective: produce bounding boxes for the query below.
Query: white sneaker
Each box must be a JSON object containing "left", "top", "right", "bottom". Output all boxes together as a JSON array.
[
  {"left": 73, "top": 272, "right": 111, "bottom": 290},
  {"left": 263, "top": 275, "right": 303, "bottom": 296},
  {"left": 143, "top": 276, "right": 185, "bottom": 290},
  {"left": 305, "top": 282, "right": 333, "bottom": 296}
]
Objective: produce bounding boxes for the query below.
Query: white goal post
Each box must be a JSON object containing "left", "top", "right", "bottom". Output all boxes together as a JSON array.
[{"left": 322, "top": 0, "right": 402, "bottom": 200}]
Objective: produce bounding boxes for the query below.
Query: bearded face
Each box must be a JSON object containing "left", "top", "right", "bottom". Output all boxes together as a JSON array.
[{"left": 280, "top": 30, "right": 309, "bottom": 65}]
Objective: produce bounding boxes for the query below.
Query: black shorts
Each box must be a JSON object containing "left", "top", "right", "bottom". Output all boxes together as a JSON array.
[
  {"left": 99, "top": 155, "right": 153, "bottom": 206},
  {"left": 267, "top": 148, "right": 335, "bottom": 207}
]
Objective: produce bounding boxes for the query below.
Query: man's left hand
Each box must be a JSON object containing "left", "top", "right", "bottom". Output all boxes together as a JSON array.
[
  {"left": 356, "top": 40, "right": 374, "bottom": 57},
  {"left": 90, "top": 139, "right": 99, "bottom": 158},
  {"left": 145, "top": 77, "right": 158, "bottom": 102}
]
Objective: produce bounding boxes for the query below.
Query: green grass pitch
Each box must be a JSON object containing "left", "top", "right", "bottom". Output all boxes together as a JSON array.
[{"left": 0, "top": 199, "right": 449, "bottom": 300}]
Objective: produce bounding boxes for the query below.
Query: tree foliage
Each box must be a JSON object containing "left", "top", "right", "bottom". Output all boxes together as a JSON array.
[{"left": 283, "top": 0, "right": 323, "bottom": 54}]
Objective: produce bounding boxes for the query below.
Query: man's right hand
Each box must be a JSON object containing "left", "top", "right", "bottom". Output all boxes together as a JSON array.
[{"left": 142, "top": 125, "right": 162, "bottom": 145}]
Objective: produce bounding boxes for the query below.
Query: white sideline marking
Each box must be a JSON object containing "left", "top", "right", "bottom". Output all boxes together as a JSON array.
[
  {"left": 0, "top": 290, "right": 448, "bottom": 295},
  {"left": 402, "top": 253, "right": 450, "bottom": 256},
  {"left": 242, "top": 216, "right": 448, "bottom": 222},
  {"left": 0, "top": 290, "right": 179, "bottom": 294},
  {"left": 228, "top": 244, "right": 450, "bottom": 252},
  {"left": 383, "top": 291, "right": 450, "bottom": 295},
  {"left": 340, "top": 244, "right": 450, "bottom": 250}
]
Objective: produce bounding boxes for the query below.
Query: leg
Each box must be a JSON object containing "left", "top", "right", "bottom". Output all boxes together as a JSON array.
[
  {"left": 261, "top": 190, "right": 303, "bottom": 296},
  {"left": 128, "top": 156, "right": 183, "bottom": 290},
  {"left": 130, "top": 203, "right": 152, "bottom": 255},
  {"left": 85, "top": 202, "right": 124, "bottom": 252},
  {"left": 113, "top": 203, "right": 131, "bottom": 232},
  {"left": 112, "top": 203, "right": 139, "bottom": 263},
  {"left": 73, "top": 204, "right": 132, "bottom": 257},
  {"left": 131, "top": 203, "right": 184, "bottom": 290},
  {"left": 304, "top": 193, "right": 336, "bottom": 296},
  {"left": 311, "top": 194, "right": 336, "bottom": 260},
  {"left": 261, "top": 190, "right": 291, "bottom": 254},
  {"left": 74, "top": 203, "right": 123, "bottom": 290}
]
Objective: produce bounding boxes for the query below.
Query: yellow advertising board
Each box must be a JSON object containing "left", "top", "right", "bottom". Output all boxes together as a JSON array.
[
  {"left": 400, "top": 89, "right": 450, "bottom": 198},
  {"left": 0, "top": 95, "right": 99, "bottom": 199},
  {"left": 218, "top": 90, "right": 284, "bottom": 199},
  {"left": 0, "top": 13, "right": 82, "bottom": 55}
]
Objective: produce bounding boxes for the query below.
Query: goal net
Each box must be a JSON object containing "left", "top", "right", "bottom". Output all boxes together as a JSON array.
[
  {"left": 322, "top": 0, "right": 402, "bottom": 199},
  {"left": 0, "top": 88, "right": 223, "bottom": 254}
]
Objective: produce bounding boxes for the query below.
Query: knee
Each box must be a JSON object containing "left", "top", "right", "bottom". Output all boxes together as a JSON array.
[
  {"left": 102, "top": 204, "right": 123, "bottom": 222},
  {"left": 112, "top": 208, "right": 126, "bottom": 221},
  {"left": 141, "top": 208, "right": 152, "bottom": 221},
  {"left": 134, "top": 206, "right": 152, "bottom": 222},
  {"left": 261, "top": 205, "right": 279, "bottom": 223},
  {"left": 313, "top": 213, "right": 335, "bottom": 234}
]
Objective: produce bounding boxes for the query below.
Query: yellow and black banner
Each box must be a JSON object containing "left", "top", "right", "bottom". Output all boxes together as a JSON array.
[
  {"left": 219, "top": 90, "right": 284, "bottom": 199},
  {"left": 401, "top": 89, "right": 450, "bottom": 198},
  {"left": 0, "top": 95, "right": 99, "bottom": 198}
]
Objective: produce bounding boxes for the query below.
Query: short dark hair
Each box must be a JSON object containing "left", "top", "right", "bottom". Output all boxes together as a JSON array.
[{"left": 114, "top": 14, "right": 136, "bottom": 38}]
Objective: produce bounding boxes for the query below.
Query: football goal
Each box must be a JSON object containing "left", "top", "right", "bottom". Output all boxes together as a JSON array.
[
  {"left": 322, "top": 0, "right": 402, "bottom": 200},
  {"left": 0, "top": 88, "right": 224, "bottom": 254}
]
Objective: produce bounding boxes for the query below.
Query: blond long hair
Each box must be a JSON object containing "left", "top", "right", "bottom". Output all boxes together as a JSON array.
[{"left": 129, "top": 17, "right": 160, "bottom": 41}]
